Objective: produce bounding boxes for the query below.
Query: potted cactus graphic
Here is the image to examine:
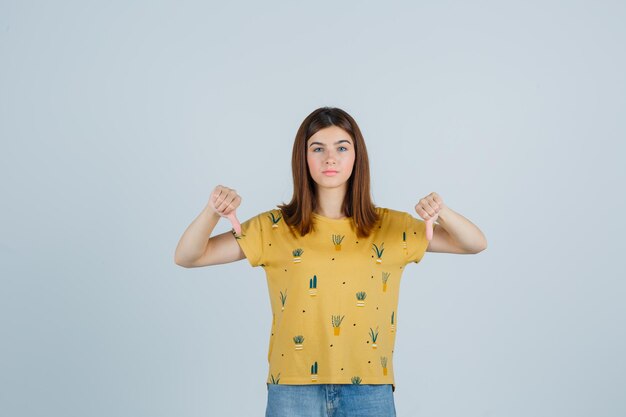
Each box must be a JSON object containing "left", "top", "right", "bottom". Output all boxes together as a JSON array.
[
  {"left": 293, "top": 335, "right": 305, "bottom": 350},
  {"left": 402, "top": 231, "right": 407, "bottom": 251},
  {"left": 382, "top": 271, "right": 390, "bottom": 292},
  {"left": 351, "top": 376, "right": 362, "bottom": 385},
  {"left": 369, "top": 326, "right": 379, "bottom": 349},
  {"left": 280, "top": 289, "right": 287, "bottom": 311},
  {"left": 310, "top": 361, "right": 318, "bottom": 381},
  {"left": 332, "top": 234, "right": 345, "bottom": 251},
  {"left": 381, "top": 356, "right": 388, "bottom": 376},
  {"left": 292, "top": 248, "right": 304, "bottom": 263},
  {"left": 231, "top": 229, "right": 245, "bottom": 239},
  {"left": 390, "top": 311, "right": 395, "bottom": 333},
  {"left": 268, "top": 212, "right": 282, "bottom": 229},
  {"left": 372, "top": 242, "right": 385, "bottom": 264},
  {"left": 309, "top": 275, "right": 317, "bottom": 296},
  {"left": 269, "top": 372, "right": 281, "bottom": 384},
  {"left": 356, "top": 291, "right": 367, "bottom": 307},
  {"left": 332, "top": 314, "right": 345, "bottom": 335}
]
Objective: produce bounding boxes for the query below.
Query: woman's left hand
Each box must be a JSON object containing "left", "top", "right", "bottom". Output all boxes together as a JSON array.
[{"left": 414, "top": 192, "right": 446, "bottom": 241}]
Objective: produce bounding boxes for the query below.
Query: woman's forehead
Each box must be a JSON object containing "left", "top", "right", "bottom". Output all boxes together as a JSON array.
[{"left": 308, "top": 127, "right": 352, "bottom": 145}]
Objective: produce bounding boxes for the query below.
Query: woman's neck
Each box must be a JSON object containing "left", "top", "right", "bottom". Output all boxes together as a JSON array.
[{"left": 314, "top": 187, "right": 348, "bottom": 219}]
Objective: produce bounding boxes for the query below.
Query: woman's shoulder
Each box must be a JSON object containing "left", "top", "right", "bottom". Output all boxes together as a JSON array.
[
  {"left": 256, "top": 208, "right": 284, "bottom": 221},
  {"left": 258, "top": 206, "right": 408, "bottom": 224},
  {"left": 241, "top": 208, "right": 283, "bottom": 225},
  {"left": 263, "top": 207, "right": 282, "bottom": 215},
  {"left": 248, "top": 207, "right": 280, "bottom": 215},
  {"left": 375, "top": 206, "right": 409, "bottom": 220}
]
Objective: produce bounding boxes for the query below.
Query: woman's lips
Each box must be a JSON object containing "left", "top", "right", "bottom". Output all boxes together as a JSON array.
[{"left": 323, "top": 171, "right": 338, "bottom": 176}]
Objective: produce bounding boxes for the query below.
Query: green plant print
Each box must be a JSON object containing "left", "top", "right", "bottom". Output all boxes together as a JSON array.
[
  {"left": 390, "top": 311, "right": 395, "bottom": 333},
  {"left": 310, "top": 361, "right": 318, "bottom": 381},
  {"left": 381, "top": 271, "right": 390, "bottom": 292},
  {"left": 372, "top": 242, "right": 385, "bottom": 264},
  {"left": 280, "top": 289, "right": 287, "bottom": 311},
  {"left": 332, "top": 234, "right": 345, "bottom": 251},
  {"left": 268, "top": 212, "right": 282, "bottom": 229},
  {"left": 402, "top": 231, "right": 407, "bottom": 251},
  {"left": 380, "top": 356, "right": 388, "bottom": 376},
  {"left": 309, "top": 275, "right": 317, "bottom": 296},
  {"left": 351, "top": 376, "right": 362, "bottom": 385},
  {"left": 292, "top": 248, "right": 304, "bottom": 263},
  {"left": 293, "top": 335, "right": 305, "bottom": 350},
  {"left": 269, "top": 372, "right": 281, "bottom": 384},
  {"left": 369, "top": 326, "right": 379, "bottom": 349},
  {"left": 231, "top": 228, "right": 245, "bottom": 239},
  {"left": 356, "top": 291, "right": 367, "bottom": 307},
  {"left": 332, "top": 315, "right": 345, "bottom": 335}
]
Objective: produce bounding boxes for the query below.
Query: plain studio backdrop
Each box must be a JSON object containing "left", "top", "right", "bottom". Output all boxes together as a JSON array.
[{"left": 1, "top": 1, "right": 625, "bottom": 416}]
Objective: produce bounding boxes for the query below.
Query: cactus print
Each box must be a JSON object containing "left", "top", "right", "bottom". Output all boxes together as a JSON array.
[{"left": 234, "top": 207, "right": 429, "bottom": 393}]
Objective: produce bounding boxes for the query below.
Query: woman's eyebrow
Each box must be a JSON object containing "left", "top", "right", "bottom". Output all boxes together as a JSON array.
[{"left": 308, "top": 140, "right": 352, "bottom": 147}]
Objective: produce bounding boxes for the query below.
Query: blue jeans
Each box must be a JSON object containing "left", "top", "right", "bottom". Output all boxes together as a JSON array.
[{"left": 265, "top": 383, "right": 396, "bottom": 417}]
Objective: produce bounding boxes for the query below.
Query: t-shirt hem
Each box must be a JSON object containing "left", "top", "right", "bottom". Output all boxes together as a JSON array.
[
  {"left": 266, "top": 377, "right": 397, "bottom": 392},
  {"left": 266, "top": 377, "right": 395, "bottom": 385}
]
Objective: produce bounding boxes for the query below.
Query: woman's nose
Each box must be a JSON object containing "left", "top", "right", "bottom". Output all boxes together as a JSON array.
[{"left": 325, "top": 151, "right": 340, "bottom": 163}]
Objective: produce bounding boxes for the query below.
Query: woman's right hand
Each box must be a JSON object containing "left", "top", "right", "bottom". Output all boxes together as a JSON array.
[{"left": 207, "top": 185, "right": 242, "bottom": 235}]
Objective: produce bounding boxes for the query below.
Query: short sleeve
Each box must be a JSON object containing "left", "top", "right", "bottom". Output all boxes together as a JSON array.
[
  {"left": 404, "top": 212, "right": 429, "bottom": 264},
  {"left": 232, "top": 211, "right": 266, "bottom": 268}
]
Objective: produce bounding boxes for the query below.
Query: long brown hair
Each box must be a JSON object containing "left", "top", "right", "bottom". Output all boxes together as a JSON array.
[{"left": 276, "top": 107, "right": 380, "bottom": 239}]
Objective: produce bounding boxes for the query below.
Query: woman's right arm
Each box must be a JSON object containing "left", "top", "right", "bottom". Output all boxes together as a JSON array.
[{"left": 174, "top": 186, "right": 245, "bottom": 268}]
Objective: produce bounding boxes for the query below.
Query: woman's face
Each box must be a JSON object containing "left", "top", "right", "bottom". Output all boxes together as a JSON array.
[{"left": 306, "top": 126, "right": 356, "bottom": 190}]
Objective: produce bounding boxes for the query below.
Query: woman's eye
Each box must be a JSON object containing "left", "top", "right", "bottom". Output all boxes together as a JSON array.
[{"left": 312, "top": 146, "right": 348, "bottom": 152}]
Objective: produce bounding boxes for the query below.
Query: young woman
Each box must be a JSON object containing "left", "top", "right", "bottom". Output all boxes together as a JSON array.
[{"left": 175, "top": 107, "right": 487, "bottom": 417}]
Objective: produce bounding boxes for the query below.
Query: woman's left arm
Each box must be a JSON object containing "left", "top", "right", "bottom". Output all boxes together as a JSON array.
[{"left": 415, "top": 192, "right": 488, "bottom": 254}]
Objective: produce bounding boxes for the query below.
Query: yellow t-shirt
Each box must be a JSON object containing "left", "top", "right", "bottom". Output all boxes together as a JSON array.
[{"left": 232, "top": 206, "right": 429, "bottom": 393}]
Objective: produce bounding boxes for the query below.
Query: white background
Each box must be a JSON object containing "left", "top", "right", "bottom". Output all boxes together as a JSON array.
[{"left": 1, "top": 1, "right": 625, "bottom": 416}]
